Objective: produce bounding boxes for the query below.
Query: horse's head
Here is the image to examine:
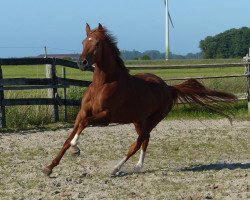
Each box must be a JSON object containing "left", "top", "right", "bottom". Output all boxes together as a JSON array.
[{"left": 78, "top": 23, "right": 104, "bottom": 71}]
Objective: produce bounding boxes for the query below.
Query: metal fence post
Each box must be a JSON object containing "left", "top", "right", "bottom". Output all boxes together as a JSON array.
[{"left": 0, "top": 64, "right": 6, "bottom": 128}]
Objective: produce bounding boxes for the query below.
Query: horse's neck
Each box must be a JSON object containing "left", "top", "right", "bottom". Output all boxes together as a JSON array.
[
  {"left": 92, "top": 63, "right": 125, "bottom": 85},
  {"left": 92, "top": 68, "right": 110, "bottom": 85},
  {"left": 92, "top": 54, "right": 127, "bottom": 86}
]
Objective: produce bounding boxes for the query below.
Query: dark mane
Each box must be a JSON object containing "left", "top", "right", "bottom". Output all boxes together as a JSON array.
[{"left": 95, "top": 28, "right": 129, "bottom": 72}]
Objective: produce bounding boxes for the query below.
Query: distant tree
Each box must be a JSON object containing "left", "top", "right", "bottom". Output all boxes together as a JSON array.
[
  {"left": 120, "top": 50, "right": 141, "bottom": 60},
  {"left": 185, "top": 52, "right": 202, "bottom": 59},
  {"left": 199, "top": 27, "right": 250, "bottom": 59},
  {"left": 169, "top": 52, "right": 185, "bottom": 59},
  {"left": 143, "top": 50, "right": 162, "bottom": 59},
  {"left": 141, "top": 55, "right": 151, "bottom": 60}
]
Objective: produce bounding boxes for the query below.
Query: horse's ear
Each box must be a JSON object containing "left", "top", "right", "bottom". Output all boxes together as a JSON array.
[
  {"left": 98, "top": 23, "right": 103, "bottom": 30},
  {"left": 86, "top": 23, "right": 91, "bottom": 36}
]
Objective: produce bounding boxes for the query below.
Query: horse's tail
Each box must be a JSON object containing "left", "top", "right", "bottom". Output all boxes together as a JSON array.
[{"left": 172, "top": 79, "right": 237, "bottom": 123}]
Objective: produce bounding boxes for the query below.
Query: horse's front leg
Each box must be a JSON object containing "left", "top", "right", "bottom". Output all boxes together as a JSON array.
[
  {"left": 42, "top": 110, "right": 109, "bottom": 176},
  {"left": 69, "top": 110, "right": 110, "bottom": 157},
  {"left": 42, "top": 112, "right": 88, "bottom": 176}
]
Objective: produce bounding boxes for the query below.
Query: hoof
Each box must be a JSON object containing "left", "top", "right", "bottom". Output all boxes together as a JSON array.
[
  {"left": 70, "top": 146, "right": 80, "bottom": 156},
  {"left": 110, "top": 171, "right": 125, "bottom": 177},
  {"left": 111, "top": 168, "right": 120, "bottom": 177},
  {"left": 133, "top": 164, "right": 143, "bottom": 173},
  {"left": 42, "top": 167, "right": 52, "bottom": 176}
]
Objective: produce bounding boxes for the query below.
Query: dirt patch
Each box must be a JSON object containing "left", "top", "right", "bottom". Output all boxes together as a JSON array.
[{"left": 0, "top": 119, "right": 249, "bottom": 199}]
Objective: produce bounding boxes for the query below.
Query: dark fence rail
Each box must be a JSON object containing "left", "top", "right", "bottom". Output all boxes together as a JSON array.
[
  {"left": 0, "top": 57, "right": 79, "bottom": 69},
  {"left": 0, "top": 98, "right": 80, "bottom": 106},
  {"left": 0, "top": 56, "right": 249, "bottom": 128}
]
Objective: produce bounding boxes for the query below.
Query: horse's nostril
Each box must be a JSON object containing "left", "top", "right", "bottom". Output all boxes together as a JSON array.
[{"left": 83, "top": 59, "right": 88, "bottom": 65}]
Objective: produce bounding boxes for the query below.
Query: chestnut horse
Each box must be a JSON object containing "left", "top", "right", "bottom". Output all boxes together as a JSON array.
[{"left": 42, "top": 23, "right": 236, "bottom": 176}]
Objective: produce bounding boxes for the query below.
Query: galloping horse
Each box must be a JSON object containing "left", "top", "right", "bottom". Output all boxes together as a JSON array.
[{"left": 42, "top": 23, "right": 236, "bottom": 176}]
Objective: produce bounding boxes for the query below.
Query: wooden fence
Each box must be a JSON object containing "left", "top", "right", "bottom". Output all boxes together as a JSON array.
[
  {"left": 0, "top": 57, "right": 249, "bottom": 128},
  {"left": 0, "top": 58, "right": 92, "bottom": 128}
]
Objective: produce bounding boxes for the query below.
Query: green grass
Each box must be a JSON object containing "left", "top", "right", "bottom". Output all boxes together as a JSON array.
[
  {"left": 0, "top": 59, "right": 249, "bottom": 129},
  {"left": 131, "top": 67, "right": 245, "bottom": 78},
  {"left": 167, "top": 100, "right": 248, "bottom": 120}
]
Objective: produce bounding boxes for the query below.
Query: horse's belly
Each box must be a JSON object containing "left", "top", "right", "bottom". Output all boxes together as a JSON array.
[{"left": 110, "top": 104, "right": 150, "bottom": 124}]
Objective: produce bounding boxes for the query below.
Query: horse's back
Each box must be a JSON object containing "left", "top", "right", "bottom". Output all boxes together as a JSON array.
[
  {"left": 133, "top": 72, "right": 176, "bottom": 111},
  {"left": 133, "top": 73, "right": 167, "bottom": 86},
  {"left": 125, "top": 73, "right": 174, "bottom": 115}
]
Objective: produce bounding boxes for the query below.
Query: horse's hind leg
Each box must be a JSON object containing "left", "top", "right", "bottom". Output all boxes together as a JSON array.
[
  {"left": 111, "top": 122, "right": 150, "bottom": 175},
  {"left": 111, "top": 133, "right": 149, "bottom": 175},
  {"left": 133, "top": 121, "right": 154, "bottom": 173},
  {"left": 133, "top": 114, "right": 165, "bottom": 173},
  {"left": 133, "top": 137, "right": 150, "bottom": 173}
]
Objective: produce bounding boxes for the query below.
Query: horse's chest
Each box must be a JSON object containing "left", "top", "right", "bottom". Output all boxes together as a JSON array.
[
  {"left": 90, "top": 95, "right": 105, "bottom": 114},
  {"left": 89, "top": 83, "right": 118, "bottom": 114}
]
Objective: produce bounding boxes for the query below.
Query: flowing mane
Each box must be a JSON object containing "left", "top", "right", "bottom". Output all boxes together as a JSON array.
[{"left": 95, "top": 27, "right": 129, "bottom": 72}]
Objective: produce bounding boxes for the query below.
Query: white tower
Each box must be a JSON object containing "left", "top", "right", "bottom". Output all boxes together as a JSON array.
[{"left": 165, "top": 0, "right": 169, "bottom": 60}]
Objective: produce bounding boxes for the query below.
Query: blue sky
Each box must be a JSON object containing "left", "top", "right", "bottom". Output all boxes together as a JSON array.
[{"left": 0, "top": 0, "right": 249, "bottom": 57}]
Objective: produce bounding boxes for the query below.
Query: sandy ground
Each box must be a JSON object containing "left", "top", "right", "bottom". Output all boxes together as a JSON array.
[{"left": 0, "top": 119, "right": 249, "bottom": 200}]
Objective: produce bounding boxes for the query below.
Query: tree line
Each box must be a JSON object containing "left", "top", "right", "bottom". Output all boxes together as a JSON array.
[
  {"left": 120, "top": 50, "right": 201, "bottom": 60},
  {"left": 199, "top": 27, "right": 250, "bottom": 59}
]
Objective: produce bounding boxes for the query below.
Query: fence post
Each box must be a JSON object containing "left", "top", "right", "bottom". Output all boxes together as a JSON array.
[
  {"left": 0, "top": 64, "right": 6, "bottom": 128},
  {"left": 46, "top": 59, "right": 59, "bottom": 122},
  {"left": 244, "top": 48, "right": 250, "bottom": 114},
  {"left": 247, "top": 49, "right": 250, "bottom": 114},
  {"left": 62, "top": 67, "right": 68, "bottom": 122}
]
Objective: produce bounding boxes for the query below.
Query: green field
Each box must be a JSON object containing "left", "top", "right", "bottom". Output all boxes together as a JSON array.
[
  {"left": 1, "top": 59, "right": 249, "bottom": 130},
  {"left": 2, "top": 59, "right": 247, "bottom": 93},
  {"left": 1, "top": 58, "right": 244, "bottom": 80},
  {"left": 125, "top": 58, "right": 243, "bottom": 65}
]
